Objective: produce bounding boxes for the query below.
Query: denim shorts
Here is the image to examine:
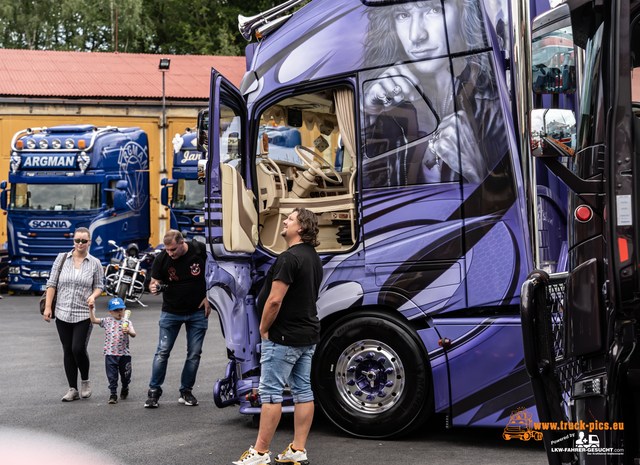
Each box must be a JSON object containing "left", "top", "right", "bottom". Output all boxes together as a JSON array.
[{"left": 259, "top": 339, "right": 316, "bottom": 404}]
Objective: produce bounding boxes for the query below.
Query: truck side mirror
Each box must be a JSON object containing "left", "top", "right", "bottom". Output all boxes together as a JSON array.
[
  {"left": 531, "top": 4, "right": 576, "bottom": 94},
  {"left": 530, "top": 109, "right": 576, "bottom": 157},
  {"left": 160, "top": 178, "right": 177, "bottom": 206},
  {"left": 0, "top": 188, "right": 8, "bottom": 211},
  {"left": 115, "top": 180, "right": 129, "bottom": 190},
  {"left": 161, "top": 186, "right": 169, "bottom": 207},
  {"left": 112, "top": 180, "right": 130, "bottom": 210},
  {"left": 196, "top": 109, "right": 209, "bottom": 154}
]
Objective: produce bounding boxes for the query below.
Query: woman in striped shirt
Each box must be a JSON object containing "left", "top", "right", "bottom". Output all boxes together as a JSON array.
[{"left": 44, "top": 227, "right": 104, "bottom": 402}]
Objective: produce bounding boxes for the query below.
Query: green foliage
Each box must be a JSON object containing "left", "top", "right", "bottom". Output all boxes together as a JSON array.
[
  {"left": 0, "top": 0, "right": 152, "bottom": 52},
  {"left": 0, "top": 0, "right": 306, "bottom": 56},
  {"left": 140, "top": 0, "right": 281, "bottom": 55}
]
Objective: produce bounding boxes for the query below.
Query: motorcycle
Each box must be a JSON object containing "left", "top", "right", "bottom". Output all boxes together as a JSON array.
[{"left": 104, "top": 241, "right": 160, "bottom": 307}]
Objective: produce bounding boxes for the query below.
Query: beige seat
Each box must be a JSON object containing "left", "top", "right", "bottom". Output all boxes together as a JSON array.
[{"left": 220, "top": 163, "right": 258, "bottom": 253}]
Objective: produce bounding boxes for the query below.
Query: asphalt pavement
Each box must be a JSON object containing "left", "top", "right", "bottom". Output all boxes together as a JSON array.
[{"left": 0, "top": 292, "right": 547, "bottom": 465}]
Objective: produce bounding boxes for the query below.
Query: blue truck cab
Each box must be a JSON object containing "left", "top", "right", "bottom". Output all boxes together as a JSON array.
[
  {"left": 0, "top": 125, "right": 150, "bottom": 291},
  {"left": 161, "top": 130, "right": 207, "bottom": 240}
]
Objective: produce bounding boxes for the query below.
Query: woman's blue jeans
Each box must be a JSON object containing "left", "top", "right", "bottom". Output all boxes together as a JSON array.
[{"left": 149, "top": 310, "right": 208, "bottom": 395}]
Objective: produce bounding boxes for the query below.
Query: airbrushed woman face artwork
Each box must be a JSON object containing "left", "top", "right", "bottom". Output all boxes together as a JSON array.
[
  {"left": 393, "top": 1, "right": 465, "bottom": 75},
  {"left": 360, "top": 0, "right": 507, "bottom": 187}
]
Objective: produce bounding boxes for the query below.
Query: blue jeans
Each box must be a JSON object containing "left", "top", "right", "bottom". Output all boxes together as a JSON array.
[
  {"left": 259, "top": 339, "right": 316, "bottom": 404},
  {"left": 149, "top": 310, "right": 208, "bottom": 395},
  {"left": 105, "top": 355, "right": 132, "bottom": 393}
]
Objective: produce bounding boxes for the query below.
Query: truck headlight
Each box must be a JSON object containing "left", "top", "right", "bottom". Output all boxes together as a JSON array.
[
  {"left": 26, "top": 139, "right": 36, "bottom": 149},
  {"left": 40, "top": 271, "right": 50, "bottom": 278},
  {"left": 51, "top": 139, "right": 62, "bottom": 149},
  {"left": 10, "top": 153, "right": 21, "bottom": 174},
  {"left": 38, "top": 139, "right": 49, "bottom": 149},
  {"left": 9, "top": 266, "right": 20, "bottom": 275},
  {"left": 30, "top": 271, "right": 39, "bottom": 278},
  {"left": 65, "top": 138, "right": 75, "bottom": 149}
]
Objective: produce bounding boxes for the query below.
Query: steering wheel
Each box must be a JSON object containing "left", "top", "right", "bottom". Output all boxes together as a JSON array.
[{"left": 294, "top": 145, "right": 342, "bottom": 184}]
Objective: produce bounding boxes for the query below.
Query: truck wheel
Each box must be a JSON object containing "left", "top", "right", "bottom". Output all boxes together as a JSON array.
[
  {"left": 313, "top": 311, "right": 433, "bottom": 438},
  {"left": 117, "top": 283, "right": 129, "bottom": 300}
]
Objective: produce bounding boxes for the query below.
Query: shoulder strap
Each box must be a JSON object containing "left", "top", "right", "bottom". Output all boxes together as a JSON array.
[{"left": 55, "top": 252, "right": 68, "bottom": 286}]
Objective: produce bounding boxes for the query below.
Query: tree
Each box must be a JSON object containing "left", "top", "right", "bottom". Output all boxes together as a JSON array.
[
  {"left": 0, "top": 0, "right": 307, "bottom": 55},
  {"left": 0, "top": 0, "right": 151, "bottom": 52},
  {"left": 140, "top": 0, "right": 284, "bottom": 55}
]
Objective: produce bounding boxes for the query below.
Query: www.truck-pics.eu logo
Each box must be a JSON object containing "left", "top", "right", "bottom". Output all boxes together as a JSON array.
[{"left": 28, "top": 220, "right": 72, "bottom": 229}]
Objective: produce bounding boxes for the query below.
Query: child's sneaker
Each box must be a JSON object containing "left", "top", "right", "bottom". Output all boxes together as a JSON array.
[
  {"left": 275, "top": 444, "right": 309, "bottom": 465},
  {"left": 232, "top": 446, "right": 271, "bottom": 465},
  {"left": 108, "top": 393, "right": 118, "bottom": 404},
  {"left": 120, "top": 386, "right": 129, "bottom": 400}
]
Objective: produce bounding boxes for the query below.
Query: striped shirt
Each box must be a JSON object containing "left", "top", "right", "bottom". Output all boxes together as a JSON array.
[{"left": 46, "top": 251, "right": 104, "bottom": 324}]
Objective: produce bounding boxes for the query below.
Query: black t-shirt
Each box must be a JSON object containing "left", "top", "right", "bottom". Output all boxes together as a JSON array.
[
  {"left": 257, "top": 243, "right": 323, "bottom": 347},
  {"left": 151, "top": 241, "right": 206, "bottom": 315}
]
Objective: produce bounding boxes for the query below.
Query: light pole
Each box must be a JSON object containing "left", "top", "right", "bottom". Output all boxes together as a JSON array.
[{"left": 158, "top": 58, "right": 170, "bottom": 173}]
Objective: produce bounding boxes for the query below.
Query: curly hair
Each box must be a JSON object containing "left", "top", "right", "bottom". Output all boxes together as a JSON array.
[{"left": 293, "top": 208, "right": 320, "bottom": 247}]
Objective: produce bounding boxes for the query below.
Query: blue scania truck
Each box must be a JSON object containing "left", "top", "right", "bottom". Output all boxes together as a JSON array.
[
  {"left": 0, "top": 125, "right": 151, "bottom": 291},
  {"left": 161, "top": 130, "right": 206, "bottom": 241}
]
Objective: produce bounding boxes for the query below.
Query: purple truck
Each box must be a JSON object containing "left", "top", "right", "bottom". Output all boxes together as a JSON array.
[{"left": 197, "top": 0, "right": 568, "bottom": 438}]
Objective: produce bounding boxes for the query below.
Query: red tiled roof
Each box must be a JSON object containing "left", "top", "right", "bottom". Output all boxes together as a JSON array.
[{"left": 0, "top": 49, "right": 246, "bottom": 100}]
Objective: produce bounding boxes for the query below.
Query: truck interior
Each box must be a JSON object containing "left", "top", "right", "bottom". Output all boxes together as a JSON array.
[{"left": 253, "top": 86, "right": 357, "bottom": 255}]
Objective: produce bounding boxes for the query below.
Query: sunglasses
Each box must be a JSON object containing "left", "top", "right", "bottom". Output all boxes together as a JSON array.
[{"left": 74, "top": 239, "right": 89, "bottom": 244}]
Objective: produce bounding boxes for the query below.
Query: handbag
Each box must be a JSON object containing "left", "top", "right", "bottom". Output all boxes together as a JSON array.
[{"left": 39, "top": 253, "right": 68, "bottom": 319}]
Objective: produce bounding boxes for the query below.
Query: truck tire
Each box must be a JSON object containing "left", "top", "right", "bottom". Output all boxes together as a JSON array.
[
  {"left": 313, "top": 310, "right": 433, "bottom": 438},
  {"left": 117, "top": 282, "right": 129, "bottom": 300}
]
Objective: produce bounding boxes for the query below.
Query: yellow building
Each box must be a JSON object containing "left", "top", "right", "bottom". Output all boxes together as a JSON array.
[{"left": 0, "top": 49, "right": 246, "bottom": 247}]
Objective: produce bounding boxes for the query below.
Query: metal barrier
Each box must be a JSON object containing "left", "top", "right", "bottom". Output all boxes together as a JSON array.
[{"left": 521, "top": 271, "right": 579, "bottom": 465}]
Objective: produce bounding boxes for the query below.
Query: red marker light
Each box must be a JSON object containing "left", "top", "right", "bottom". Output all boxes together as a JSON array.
[
  {"left": 575, "top": 205, "right": 593, "bottom": 222},
  {"left": 618, "top": 238, "right": 629, "bottom": 262}
]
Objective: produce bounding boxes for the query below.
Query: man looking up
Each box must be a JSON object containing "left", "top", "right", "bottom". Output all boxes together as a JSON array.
[
  {"left": 145, "top": 230, "right": 210, "bottom": 408},
  {"left": 233, "top": 208, "right": 323, "bottom": 465}
]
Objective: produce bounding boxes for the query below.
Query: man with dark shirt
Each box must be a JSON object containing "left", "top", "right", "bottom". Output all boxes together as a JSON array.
[
  {"left": 233, "top": 208, "right": 323, "bottom": 465},
  {"left": 144, "top": 230, "right": 210, "bottom": 408}
]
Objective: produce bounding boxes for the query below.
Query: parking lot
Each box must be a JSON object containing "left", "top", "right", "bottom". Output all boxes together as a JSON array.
[{"left": 0, "top": 292, "right": 546, "bottom": 465}]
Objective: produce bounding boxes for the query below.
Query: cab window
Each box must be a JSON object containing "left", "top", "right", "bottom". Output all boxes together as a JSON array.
[{"left": 255, "top": 86, "right": 358, "bottom": 255}]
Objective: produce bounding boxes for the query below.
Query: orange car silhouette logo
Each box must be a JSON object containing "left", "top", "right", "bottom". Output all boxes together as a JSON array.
[{"left": 503, "top": 408, "right": 543, "bottom": 441}]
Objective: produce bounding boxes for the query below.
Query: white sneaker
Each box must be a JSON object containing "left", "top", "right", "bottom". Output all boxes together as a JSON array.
[
  {"left": 275, "top": 444, "right": 309, "bottom": 465},
  {"left": 62, "top": 388, "right": 80, "bottom": 402},
  {"left": 81, "top": 380, "right": 91, "bottom": 398},
  {"left": 232, "top": 446, "right": 271, "bottom": 465}
]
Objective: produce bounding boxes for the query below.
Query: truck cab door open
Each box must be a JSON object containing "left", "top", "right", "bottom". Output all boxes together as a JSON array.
[
  {"left": 206, "top": 69, "right": 257, "bottom": 256},
  {"left": 205, "top": 69, "right": 260, "bottom": 404}
]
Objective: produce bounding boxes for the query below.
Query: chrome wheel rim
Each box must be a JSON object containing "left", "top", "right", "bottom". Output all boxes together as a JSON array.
[{"left": 334, "top": 339, "right": 405, "bottom": 414}]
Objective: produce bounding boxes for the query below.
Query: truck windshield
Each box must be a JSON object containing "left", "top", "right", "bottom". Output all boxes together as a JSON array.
[
  {"left": 172, "top": 179, "right": 205, "bottom": 210},
  {"left": 10, "top": 183, "right": 101, "bottom": 211}
]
